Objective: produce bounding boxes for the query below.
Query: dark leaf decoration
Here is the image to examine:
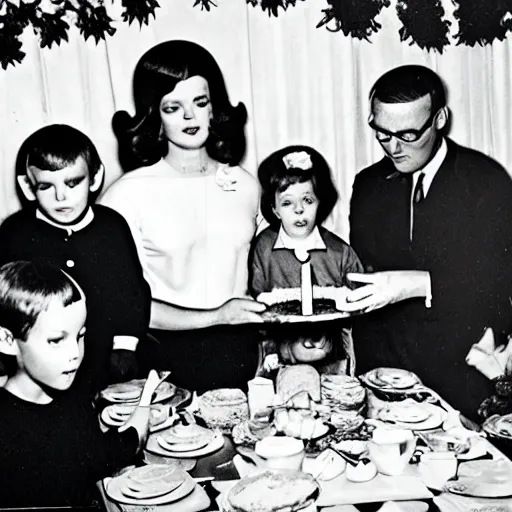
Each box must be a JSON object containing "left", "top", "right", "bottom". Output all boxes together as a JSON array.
[
  {"left": 0, "top": 30, "right": 26, "bottom": 70},
  {"left": 121, "top": 0, "right": 160, "bottom": 26},
  {"left": 247, "top": 0, "right": 303, "bottom": 18},
  {"left": 453, "top": 0, "right": 512, "bottom": 46},
  {"left": 73, "top": 2, "right": 116, "bottom": 44},
  {"left": 317, "top": 0, "right": 390, "bottom": 40},
  {"left": 396, "top": 0, "right": 450, "bottom": 53},
  {"left": 30, "top": 9, "right": 70, "bottom": 48},
  {"left": 0, "top": 1, "right": 32, "bottom": 69},
  {"left": 193, "top": 0, "right": 217, "bottom": 11}
]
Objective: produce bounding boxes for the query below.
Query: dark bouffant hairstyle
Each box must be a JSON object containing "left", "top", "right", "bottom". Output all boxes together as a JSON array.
[
  {"left": 113, "top": 40, "right": 247, "bottom": 171},
  {"left": 0, "top": 261, "right": 82, "bottom": 342},
  {"left": 22, "top": 124, "right": 102, "bottom": 178},
  {"left": 258, "top": 145, "right": 338, "bottom": 229},
  {"left": 369, "top": 65, "right": 447, "bottom": 114}
]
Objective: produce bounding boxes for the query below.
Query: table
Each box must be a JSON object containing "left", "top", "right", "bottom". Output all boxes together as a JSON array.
[{"left": 99, "top": 387, "right": 512, "bottom": 512}]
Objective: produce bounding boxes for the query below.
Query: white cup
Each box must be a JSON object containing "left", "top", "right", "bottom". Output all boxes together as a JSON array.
[
  {"left": 255, "top": 436, "right": 305, "bottom": 471},
  {"left": 368, "top": 428, "right": 416, "bottom": 476}
]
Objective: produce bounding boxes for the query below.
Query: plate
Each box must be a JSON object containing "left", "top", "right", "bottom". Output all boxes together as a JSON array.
[
  {"left": 101, "top": 379, "right": 181, "bottom": 404},
  {"left": 374, "top": 402, "right": 446, "bottom": 431},
  {"left": 146, "top": 431, "right": 225, "bottom": 458},
  {"left": 262, "top": 311, "right": 351, "bottom": 323},
  {"left": 483, "top": 414, "right": 512, "bottom": 440},
  {"left": 106, "top": 468, "right": 195, "bottom": 505},
  {"left": 100, "top": 403, "right": 174, "bottom": 433},
  {"left": 142, "top": 451, "right": 197, "bottom": 471},
  {"left": 445, "top": 479, "right": 512, "bottom": 498},
  {"left": 361, "top": 368, "right": 421, "bottom": 391}
]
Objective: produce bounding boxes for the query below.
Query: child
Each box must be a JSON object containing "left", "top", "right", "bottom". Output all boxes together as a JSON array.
[
  {"left": 250, "top": 145, "right": 364, "bottom": 375},
  {"left": 0, "top": 261, "right": 150, "bottom": 507},
  {"left": 257, "top": 322, "right": 349, "bottom": 379},
  {"left": 0, "top": 124, "right": 151, "bottom": 395}
]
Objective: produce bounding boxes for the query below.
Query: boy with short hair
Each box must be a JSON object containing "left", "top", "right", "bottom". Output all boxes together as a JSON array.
[
  {"left": 0, "top": 124, "right": 151, "bottom": 394},
  {"left": 0, "top": 260, "right": 150, "bottom": 507}
]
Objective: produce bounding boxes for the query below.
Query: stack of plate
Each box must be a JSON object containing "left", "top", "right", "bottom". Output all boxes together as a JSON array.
[
  {"left": 483, "top": 413, "right": 512, "bottom": 442},
  {"left": 320, "top": 375, "right": 366, "bottom": 413},
  {"left": 360, "top": 368, "right": 421, "bottom": 392},
  {"left": 100, "top": 402, "right": 172, "bottom": 432},
  {"left": 146, "top": 422, "right": 225, "bottom": 459},
  {"left": 105, "top": 464, "right": 197, "bottom": 506}
]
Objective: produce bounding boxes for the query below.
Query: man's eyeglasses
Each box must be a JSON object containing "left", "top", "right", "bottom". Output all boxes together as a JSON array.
[{"left": 369, "top": 109, "right": 439, "bottom": 143}]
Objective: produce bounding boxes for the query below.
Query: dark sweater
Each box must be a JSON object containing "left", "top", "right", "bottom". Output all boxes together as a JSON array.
[
  {"left": 0, "top": 388, "right": 138, "bottom": 507},
  {"left": 250, "top": 226, "right": 364, "bottom": 297},
  {"left": 349, "top": 139, "right": 512, "bottom": 419},
  {"left": 0, "top": 205, "right": 151, "bottom": 394}
]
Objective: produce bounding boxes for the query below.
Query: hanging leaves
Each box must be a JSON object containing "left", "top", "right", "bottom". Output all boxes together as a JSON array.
[
  {"left": 121, "top": 0, "right": 160, "bottom": 26},
  {"left": 31, "top": 9, "right": 69, "bottom": 48},
  {"left": 247, "top": 0, "right": 303, "bottom": 18},
  {"left": 317, "top": 0, "right": 390, "bottom": 40},
  {"left": 0, "top": 1, "right": 31, "bottom": 69},
  {"left": 2, "top": 0, "right": 512, "bottom": 71},
  {"left": 396, "top": 0, "right": 450, "bottom": 53},
  {"left": 73, "top": 2, "right": 116, "bottom": 44},
  {"left": 453, "top": 0, "right": 512, "bottom": 46},
  {"left": 193, "top": 0, "right": 216, "bottom": 11}
]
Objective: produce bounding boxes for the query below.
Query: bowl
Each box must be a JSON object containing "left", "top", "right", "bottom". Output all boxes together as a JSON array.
[{"left": 255, "top": 436, "right": 305, "bottom": 471}]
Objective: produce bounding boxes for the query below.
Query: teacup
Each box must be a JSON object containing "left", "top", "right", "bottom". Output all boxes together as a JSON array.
[{"left": 368, "top": 427, "right": 416, "bottom": 476}]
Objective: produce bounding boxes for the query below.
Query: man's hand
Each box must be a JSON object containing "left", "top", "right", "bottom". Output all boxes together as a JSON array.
[
  {"left": 338, "top": 271, "right": 430, "bottom": 313},
  {"left": 216, "top": 297, "right": 266, "bottom": 325},
  {"left": 110, "top": 349, "right": 139, "bottom": 383}
]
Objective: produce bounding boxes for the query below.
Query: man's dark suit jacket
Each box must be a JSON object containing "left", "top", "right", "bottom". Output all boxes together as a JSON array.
[{"left": 349, "top": 138, "right": 512, "bottom": 420}]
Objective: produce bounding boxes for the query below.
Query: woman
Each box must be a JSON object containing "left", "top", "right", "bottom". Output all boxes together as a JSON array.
[{"left": 101, "top": 40, "right": 265, "bottom": 393}]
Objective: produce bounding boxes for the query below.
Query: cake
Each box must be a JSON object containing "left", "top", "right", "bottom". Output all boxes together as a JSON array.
[{"left": 258, "top": 286, "right": 348, "bottom": 321}]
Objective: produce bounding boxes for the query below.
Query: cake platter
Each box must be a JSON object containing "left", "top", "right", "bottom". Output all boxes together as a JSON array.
[{"left": 258, "top": 286, "right": 353, "bottom": 323}]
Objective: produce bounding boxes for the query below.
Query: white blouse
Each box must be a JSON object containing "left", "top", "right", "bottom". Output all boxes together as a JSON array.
[{"left": 100, "top": 160, "right": 260, "bottom": 309}]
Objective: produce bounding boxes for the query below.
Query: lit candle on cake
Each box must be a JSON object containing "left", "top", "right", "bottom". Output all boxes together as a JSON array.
[{"left": 295, "top": 249, "right": 313, "bottom": 316}]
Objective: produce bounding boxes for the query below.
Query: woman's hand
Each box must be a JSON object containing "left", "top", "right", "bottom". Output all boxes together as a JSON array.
[{"left": 216, "top": 297, "right": 266, "bottom": 325}]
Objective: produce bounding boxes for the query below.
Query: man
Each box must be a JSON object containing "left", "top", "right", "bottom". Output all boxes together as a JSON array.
[{"left": 345, "top": 65, "right": 512, "bottom": 420}]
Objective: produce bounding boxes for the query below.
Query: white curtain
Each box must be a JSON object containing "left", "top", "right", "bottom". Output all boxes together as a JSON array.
[{"left": 1, "top": 0, "right": 511, "bottom": 240}]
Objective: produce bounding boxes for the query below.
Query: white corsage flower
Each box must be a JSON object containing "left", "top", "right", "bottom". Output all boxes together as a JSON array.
[
  {"left": 215, "top": 166, "right": 238, "bottom": 192},
  {"left": 282, "top": 151, "right": 313, "bottom": 171}
]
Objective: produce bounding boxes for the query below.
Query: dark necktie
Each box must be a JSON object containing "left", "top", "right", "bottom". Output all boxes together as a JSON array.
[{"left": 413, "top": 172, "right": 426, "bottom": 204}]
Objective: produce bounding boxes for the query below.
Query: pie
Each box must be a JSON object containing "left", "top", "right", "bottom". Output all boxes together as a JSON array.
[{"left": 227, "top": 470, "right": 319, "bottom": 512}]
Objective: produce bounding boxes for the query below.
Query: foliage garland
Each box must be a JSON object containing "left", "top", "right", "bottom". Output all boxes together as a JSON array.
[
  {"left": 0, "top": 0, "right": 160, "bottom": 69},
  {"left": 316, "top": 0, "right": 390, "bottom": 40},
  {"left": 1, "top": 0, "right": 512, "bottom": 70},
  {"left": 396, "top": 0, "right": 450, "bottom": 53}
]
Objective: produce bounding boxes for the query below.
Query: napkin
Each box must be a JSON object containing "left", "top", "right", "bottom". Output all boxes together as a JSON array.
[{"left": 466, "top": 328, "right": 512, "bottom": 380}]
